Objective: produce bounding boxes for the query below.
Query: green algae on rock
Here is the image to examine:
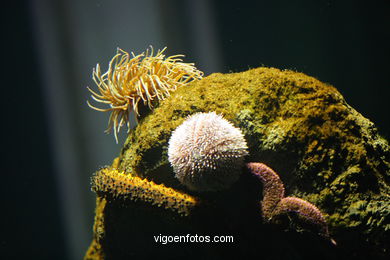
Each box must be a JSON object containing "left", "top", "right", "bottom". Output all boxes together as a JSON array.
[
  {"left": 86, "top": 67, "right": 390, "bottom": 259},
  {"left": 117, "top": 67, "right": 389, "bottom": 255}
]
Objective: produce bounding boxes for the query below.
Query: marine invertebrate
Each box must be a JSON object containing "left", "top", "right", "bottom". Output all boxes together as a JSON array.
[
  {"left": 273, "top": 197, "right": 330, "bottom": 238},
  {"left": 86, "top": 67, "right": 390, "bottom": 259},
  {"left": 91, "top": 167, "right": 197, "bottom": 216},
  {"left": 246, "top": 162, "right": 333, "bottom": 241},
  {"left": 246, "top": 162, "right": 285, "bottom": 220},
  {"left": 87, "top": 46, "right": 203, "bottom": 142},
  {"left": 168, "top": 112, "right": 248, "bottom": 192}
]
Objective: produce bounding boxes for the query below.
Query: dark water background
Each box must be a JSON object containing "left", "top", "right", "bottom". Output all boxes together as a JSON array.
[{"left": 4, "top": 0, "right": 389, "bottom": 259}]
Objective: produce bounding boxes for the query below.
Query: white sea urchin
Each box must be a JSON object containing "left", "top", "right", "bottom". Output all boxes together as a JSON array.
[{"left": 168, "top": 112, "right": 248, "bottom": 192}]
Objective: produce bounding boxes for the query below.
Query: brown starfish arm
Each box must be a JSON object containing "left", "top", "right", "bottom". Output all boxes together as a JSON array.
[
  {"left": 273, "top": 196, "right": 330, "bottom": 238},
  {"left": 246, "top": 162, "right": 285, "bottom": 220}
]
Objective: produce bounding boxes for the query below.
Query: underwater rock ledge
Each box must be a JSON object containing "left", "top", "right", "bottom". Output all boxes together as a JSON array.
[{"left": 86, "top": 67, "right": 390, "bottom": 259}]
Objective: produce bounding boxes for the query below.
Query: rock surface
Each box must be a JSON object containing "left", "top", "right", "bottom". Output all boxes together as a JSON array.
[{"left": 86, "top": 67, "right": 390, "bottom": 259}]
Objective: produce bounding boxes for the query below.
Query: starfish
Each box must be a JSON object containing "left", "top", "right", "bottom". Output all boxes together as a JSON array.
[
  {"left": 91, "top": 167, "right": 197, "bottom": 216},
  {"left": 246, "top": 162, "right": 336, "bottom": 245}
]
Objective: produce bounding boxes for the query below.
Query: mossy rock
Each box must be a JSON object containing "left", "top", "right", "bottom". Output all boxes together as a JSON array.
[{"left": 87, "top": 67, "right": 390, "bottom": 259}]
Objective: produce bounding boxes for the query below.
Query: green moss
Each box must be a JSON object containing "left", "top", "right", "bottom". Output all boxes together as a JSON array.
[{"left": 88, "top": 67, "right": 390, "bottom": 258}]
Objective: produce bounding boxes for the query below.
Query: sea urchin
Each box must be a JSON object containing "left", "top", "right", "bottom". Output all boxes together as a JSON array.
[
  {"left": 87, "top": 46, "right": 203, "bottom": 142},
  {"left": 168, "top": 112, "right": 248, "bottom": 192}
]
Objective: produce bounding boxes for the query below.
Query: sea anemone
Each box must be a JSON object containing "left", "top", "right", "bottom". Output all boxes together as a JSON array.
[
  {"left": 87, "top": 46, "right": 203, "bottom": 142},
  {"left": 168, "top": 112, "right": 248, "bottom": 192}
]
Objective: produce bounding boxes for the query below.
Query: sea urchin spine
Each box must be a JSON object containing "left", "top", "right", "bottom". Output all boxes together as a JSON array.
[{"left": 168, "top": 112, "right": 248, "bottom": 192}]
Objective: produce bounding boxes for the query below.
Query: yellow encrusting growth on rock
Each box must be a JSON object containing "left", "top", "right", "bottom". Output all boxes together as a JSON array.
[
  {"left": 87, "top": 47, "right": 203, "bottom": 142},
  {"left": 91, "top": 167, "right": 197, "bottom": 216},
  {"left": 84, "top": 197, "right": 106, "bottom": 260}
]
